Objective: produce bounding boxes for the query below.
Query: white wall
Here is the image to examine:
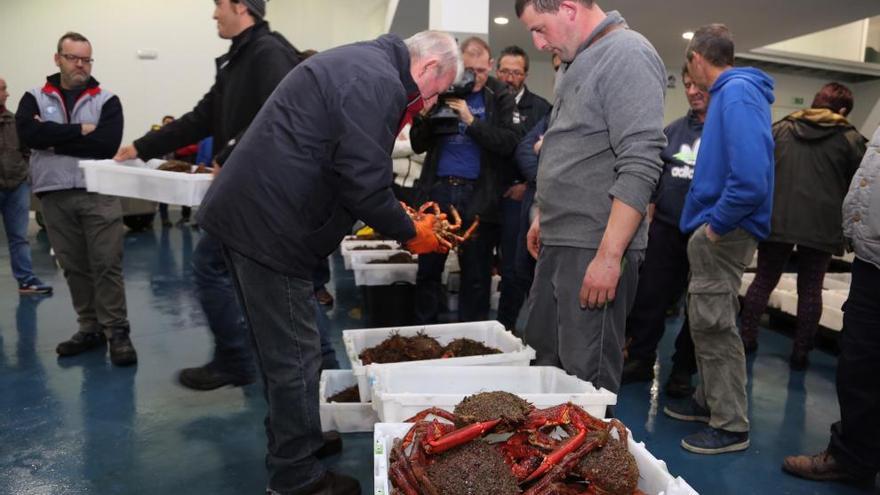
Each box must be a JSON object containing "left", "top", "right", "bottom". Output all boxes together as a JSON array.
[
  {"left": 1, "top": 0, "right": 387, "bottom": 145},
  {"left": 765, "top": 20, "right": 868, "bottom": 63},
  {"left": 525, "top": 61, "right": 880, "bottom": 134},
  {"left": 848, "top": 79, "right": 880, "bottom": 136}
]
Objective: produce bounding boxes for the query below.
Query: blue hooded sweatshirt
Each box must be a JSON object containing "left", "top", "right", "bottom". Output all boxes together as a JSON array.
[{"left": 679, "top": 68, "right": 775, "bottom": 239}]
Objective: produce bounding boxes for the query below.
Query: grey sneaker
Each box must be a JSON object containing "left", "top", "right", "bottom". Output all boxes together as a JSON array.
[
  {"left": 682, "top": 426, "right": 749, "bottom": 454},
  {"left": 663, "top": 398, "right": 710, "bottom": 423}
]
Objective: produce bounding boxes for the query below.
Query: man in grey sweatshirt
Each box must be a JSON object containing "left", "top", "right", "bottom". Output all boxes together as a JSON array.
[{"left": 515, "top": 0, "right": 666, "bottom": 394}]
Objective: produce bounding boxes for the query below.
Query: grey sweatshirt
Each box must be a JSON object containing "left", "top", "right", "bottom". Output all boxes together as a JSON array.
[{"left": 537, "top": 11, "right": 666, "bottom": 250}]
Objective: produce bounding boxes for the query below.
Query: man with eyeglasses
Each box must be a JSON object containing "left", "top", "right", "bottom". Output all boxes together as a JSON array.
[
  {"left": 411, "top": 36, "right": 520, "bottom": 324},
  {"left": 16, "top": 31, "right": 136, "bottom": 366},
  {"left": 494, "top": 45, "right": 550, "bottom": 333}
]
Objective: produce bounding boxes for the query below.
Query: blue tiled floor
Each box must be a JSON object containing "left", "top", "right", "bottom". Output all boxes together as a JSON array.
[{"left": 0, "top": 225, "right": 869, "bottom": 494}]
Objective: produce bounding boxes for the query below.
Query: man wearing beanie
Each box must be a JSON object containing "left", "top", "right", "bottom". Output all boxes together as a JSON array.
[{"left": 115, "top": 0, "right": 308, "bottom": 389}]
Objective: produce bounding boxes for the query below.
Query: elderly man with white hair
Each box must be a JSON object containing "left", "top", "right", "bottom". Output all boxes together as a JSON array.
[{"left": 195, "top": 31, "right": 462, "bottom": 495}]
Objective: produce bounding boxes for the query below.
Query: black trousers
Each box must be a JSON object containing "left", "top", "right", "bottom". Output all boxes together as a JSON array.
[
  {"left": 625, "top": 219, "right": 696, "bottom": 374},
  {"left": 829, "top": 257, "right": 880, "bottom": 482}
]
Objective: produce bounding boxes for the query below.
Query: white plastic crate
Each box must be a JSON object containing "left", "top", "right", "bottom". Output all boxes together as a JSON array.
[
  {"left": 341, "top": 240, "right": 403, "bottom": 270},
  {"left": 372, "top": 423, "right": 698, "bottom": 495},
  {"left": 343, "top": 321, "right": 535, "bottom": 402},
  {"left": 491, "top": 273, "right": 501, "bottom": 294},
  {"left": 351, "top": 252, "right": 419, "bottom": 286},
  {"left": 79, "top": 159, "right": 212, "bottom": 206},
  {"left": 440, "top": 251, "right": 460, "bottom": 286},
  {"left": 319, "top": 370, "right": 379, "bottom": 433},
  {"left": 445, "top": 272, "right": 461, "bottom": 293},
  {"left": 369, "top": 366, "right": 617, "bottom": 421},
  {"left": 446, "top": 292, "right": 459, "bottom": 312}
]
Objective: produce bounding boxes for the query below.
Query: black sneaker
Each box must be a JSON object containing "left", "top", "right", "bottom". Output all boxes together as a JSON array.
[
  {"left": 316, "top": 431, "right": 343, "bottom": 459},
  {"left": 18, "top": 277, "right": 53, "bottom": 295},
  {"left": 664, "top": 370, "right": 696, "bottom": 399},
  {"left": 681, "top": 426, "right": 749, "bottom": 454},
  {"left": 178, "top": 364, "right": 255, "bottom": 391},
  {"left": 109, "top": 330, "right": 138, "bottom": 366},
  {"left": 287, "top": 471, "right": 361, "bottom": 495},
  {"left": 56, "top": 331, "right": 106, "bottom": 356},
  {"left": 663, "top": 398, "right": 710, "bottom": 423},
  {"left": 621, "top": 357, "right": 655, "bottom": 384}
]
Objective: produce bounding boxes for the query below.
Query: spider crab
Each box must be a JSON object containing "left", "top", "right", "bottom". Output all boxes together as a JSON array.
[
  {"left": 402, "top": 201, "right": 479, "bottom": 252},
  {"left": 389, "top": 391, "right": 641, "bottom": 495}
]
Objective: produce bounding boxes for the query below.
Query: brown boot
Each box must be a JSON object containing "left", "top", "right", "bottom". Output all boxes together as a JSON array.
[{"left": 782, "top": 451, "right": 852, "bottom": 482}]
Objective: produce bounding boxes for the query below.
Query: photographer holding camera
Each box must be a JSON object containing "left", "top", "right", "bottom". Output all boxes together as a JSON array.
[{"left": 411, "top": 37, "right": 520, "bottom": 323}]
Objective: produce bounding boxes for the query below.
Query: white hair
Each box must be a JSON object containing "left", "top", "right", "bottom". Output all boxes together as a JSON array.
[{"left": 404, "top": 30, "right": 464, "bottom": 84}]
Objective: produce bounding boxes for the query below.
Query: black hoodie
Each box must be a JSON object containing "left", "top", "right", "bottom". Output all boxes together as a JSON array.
[
  {"left": 134, "top": 21, "right": 300, "bottom": 164},
  {"left": 768, "top": 109, "right": 867, "bottom": 255}
]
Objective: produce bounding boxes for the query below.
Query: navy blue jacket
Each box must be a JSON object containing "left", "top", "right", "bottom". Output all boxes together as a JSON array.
[
  {"left": 197, "top": 35, "right": 418, "bottom": 278},
  {"left": 501, "top": 86, "right": 551, "bottom": 186},
  {"left": 652, "top": 111, "right": 703, "bottom": 227},
  {"left": 680, "top": 68, "right": 775, "bottom": 239}
]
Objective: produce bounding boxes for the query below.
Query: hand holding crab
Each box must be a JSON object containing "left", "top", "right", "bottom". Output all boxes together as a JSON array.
[{"left": 403, "top": 201, "right": 480, "bottom": 255}]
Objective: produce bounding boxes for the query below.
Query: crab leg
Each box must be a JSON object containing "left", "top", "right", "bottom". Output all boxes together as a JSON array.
[
  {"left": 523, "top": 435, "right": 608, "bottom": 494},
  {"left": 522, "top": 427, "right": 587, "bottom": 483},
  {"left": 390, "top": 440, "right": 422, "bottom": 495},
  {"left": 425, "top": 418, "right": 502, "bottom": 454},
  {"left": 404, "top": 407, "right": 459, "bottom": 424}
]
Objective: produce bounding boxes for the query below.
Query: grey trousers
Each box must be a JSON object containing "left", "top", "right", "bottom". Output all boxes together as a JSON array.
[
  {"left": 41, "top": 190, "right": 129, "bottom": 333},
  {"left": 523, "top": 246, "right": 643, "bottom": 395},
  {"left": 687, "top": 225, "right": 757, "bottom": 433}
]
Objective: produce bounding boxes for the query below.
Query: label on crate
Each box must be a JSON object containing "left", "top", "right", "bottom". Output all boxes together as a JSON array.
[{"left": 374, "top": 439, "right": 384, "bottom": 455}]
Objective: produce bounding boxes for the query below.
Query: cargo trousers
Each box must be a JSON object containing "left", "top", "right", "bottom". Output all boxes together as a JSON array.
[
  {"left": 40, "top": 190, "right": 129, "bottom": 333},
  {"left": 687, "top": 225, "right": 757, "bottom": 433}
]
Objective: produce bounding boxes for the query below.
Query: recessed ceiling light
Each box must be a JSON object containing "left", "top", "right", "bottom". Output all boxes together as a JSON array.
[
  {"left": 494, "top": 16, "right": 509, "bottom": 25},
  {"left": 682, "top": 31, "right": 694, "bottom": 41}
]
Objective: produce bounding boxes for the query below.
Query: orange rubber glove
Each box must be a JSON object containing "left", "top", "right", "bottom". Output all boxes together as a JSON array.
[{"left": 405, "top": 214, "right": 449, "bottom": 254}]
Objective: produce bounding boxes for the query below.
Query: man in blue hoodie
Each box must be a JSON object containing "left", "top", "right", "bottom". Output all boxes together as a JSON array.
[{"left": 663, "top": 24, "right": 775, "bottom": 455}]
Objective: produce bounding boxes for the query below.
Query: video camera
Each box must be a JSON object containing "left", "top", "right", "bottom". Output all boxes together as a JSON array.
[{"left": 427, "top": 68, "right": 476, "bottom": 135}]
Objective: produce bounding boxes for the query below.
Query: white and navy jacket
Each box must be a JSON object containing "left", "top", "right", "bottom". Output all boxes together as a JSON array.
[{"left": 16, "top": 74, "right": 123, "bottom": 194}]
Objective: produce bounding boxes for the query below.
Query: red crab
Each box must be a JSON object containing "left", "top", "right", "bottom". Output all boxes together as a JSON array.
[
  {"left": 402, "top": 201, "right": 479, "bottom": 252},
  {"left": 389, "top": 392, "right": 639, "bottom": 495}
]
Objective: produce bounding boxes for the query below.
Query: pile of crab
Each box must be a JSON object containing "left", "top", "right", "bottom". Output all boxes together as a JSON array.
[
  {"left": 402, "top": 201, "right": 480, "bottom": 252},
  {"left": 389, "top": 391, "right": 644, "bottom": 495}
]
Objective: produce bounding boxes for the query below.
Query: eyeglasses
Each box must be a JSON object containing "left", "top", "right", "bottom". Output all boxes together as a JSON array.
[
  {"left": 59, "top": 53, "right": 94, "bottom": 65},
  {"left": 497, "top": 69, "right": 526, "bottom": 77}
]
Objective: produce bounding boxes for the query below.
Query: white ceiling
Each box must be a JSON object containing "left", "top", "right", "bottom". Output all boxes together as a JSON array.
[{"left": 390, "top": 0, "right": 880, "bottom": 68}]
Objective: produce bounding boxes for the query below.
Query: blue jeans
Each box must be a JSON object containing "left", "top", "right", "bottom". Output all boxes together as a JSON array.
[
  {"left": 830, "top": 257, "right": 880, "bottom": 480},
  {"left": 224, "top": 247, "right": 325, "bottom": 494},
  {"left": 193, "top": 233, "right": 255, "bottom": 375},
  {"left": 415, "top": 181, "right": 497, "bottom": 323},
  {"left": 0, "top": 182, "right": 36, "bottom": 283},
  {"left": 312, "top": 257, "right": 331, "bottom": 290},
  {"left": 496, "top": 195, "right": 524, "bottom": 330},
  {"left": 193, "top": 234, "right": 337, "bottom": 374}
]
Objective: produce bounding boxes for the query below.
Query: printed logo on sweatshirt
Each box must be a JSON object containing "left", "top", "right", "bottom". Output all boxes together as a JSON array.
[{"left": 671, "top": 138, "right": 700, "bottom": 180}]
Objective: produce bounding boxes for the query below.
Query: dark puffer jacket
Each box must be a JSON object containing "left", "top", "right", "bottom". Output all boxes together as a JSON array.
[
  {"left": 768, "top": 109, "right": 867, "bottom": 255},
  {"left": 0, "top": 108, "right": 28, "bottom": 190},
  {"left": 197, "top": 35, "right": 420, "bottom": 278}
]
